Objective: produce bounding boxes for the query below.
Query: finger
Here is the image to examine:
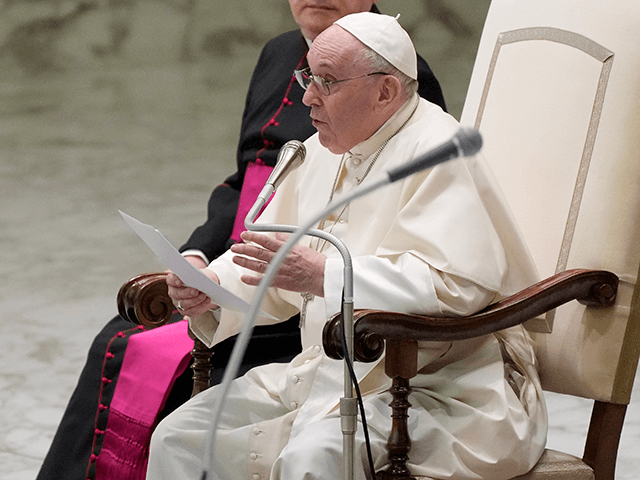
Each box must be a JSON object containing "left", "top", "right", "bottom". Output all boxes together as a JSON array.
[
  {"left": 166, "top": 273, "right": 184, "bottom": 288},
  {"left": 233, "top": 254, "right": 269, "bottom": 274},
  {"left": 175, "top": 295, "right": 200, "bottom": 312},
  {"left": 168, "top": 285, "right": 205, "bottom": 301},
  {"left": 274, "top": 232, "right": 290, "bottom": 242},
  {"left": 240, "top": 231, "right": 284, "bottom": 252},
  {"left": 179, "top": 303, "right": 210, "bottom": 318},
  {"left": 230, "top": 242, "right": 274, "bottom": 263},
  {"left": 240, "top": 274, "right": 262, "bottom": 287},
  {"left": 177, "top": 294, "right": 216, "bottom": 317},
  {"left": 231, "top": 243, "right": 273, "bottom": 261}
]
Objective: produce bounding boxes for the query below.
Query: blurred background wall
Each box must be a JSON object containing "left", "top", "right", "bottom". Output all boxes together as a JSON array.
[
  {"left": 0, "top": 1, "right": 493, "bottom": 476},
  {"left": 2, "top": 3, "right": 639, "bottom": 479},
  {"left": 0, "top": 0, "right": 491, "bottom": 119},
  {"left": 0, "top": 0, "right": 492, "bottom": 303}
]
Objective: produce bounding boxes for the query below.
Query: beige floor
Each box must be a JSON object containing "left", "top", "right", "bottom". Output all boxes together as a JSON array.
[{"left": 0, "top": 63, "right": 638, "bottom": 480}]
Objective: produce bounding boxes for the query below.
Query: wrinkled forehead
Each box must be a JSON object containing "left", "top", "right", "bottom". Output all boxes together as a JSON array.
[{"left": 308, "top": 25, "right": 366, "bottom": 73}]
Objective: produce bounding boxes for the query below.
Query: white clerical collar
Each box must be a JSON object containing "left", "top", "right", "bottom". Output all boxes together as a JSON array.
[
  {"left": 348, "top": 93, "right": 419, "bottom": 162},
  {"left": 303, "top": 35, "right": 313, "bottom": 48}
]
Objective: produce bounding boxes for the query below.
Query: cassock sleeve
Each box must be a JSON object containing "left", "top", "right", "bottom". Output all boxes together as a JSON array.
[{"left": 323, "top": 254, "right": 496, "bottom": 319}]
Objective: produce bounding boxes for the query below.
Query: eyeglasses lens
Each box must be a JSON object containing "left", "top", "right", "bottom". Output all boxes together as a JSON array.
[{"left": 295, "top": 69, "right": 330, "bottom": 95}]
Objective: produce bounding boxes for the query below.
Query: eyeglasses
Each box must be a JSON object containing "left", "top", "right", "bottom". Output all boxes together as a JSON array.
[{"left": 294, "top": 67, "right": 389, "bottom": 96}]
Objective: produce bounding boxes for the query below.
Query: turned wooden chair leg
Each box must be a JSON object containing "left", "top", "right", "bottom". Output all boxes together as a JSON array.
[
  {"left": 188, "top": 327, "right": 214, "bottom": 397},
  {"left": 377, "top": 376, "right": 416, "bottom": 479},
  {"left": 376, "top": 339, "right": 419, "bottom": 480}
]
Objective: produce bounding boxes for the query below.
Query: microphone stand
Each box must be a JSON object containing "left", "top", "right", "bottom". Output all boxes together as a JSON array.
[
  {"left": 202, "top": 177, "right": 389, "bottom": 480},
  {"left": 243, "top": 193, "right": 358, "bottom": 480}
]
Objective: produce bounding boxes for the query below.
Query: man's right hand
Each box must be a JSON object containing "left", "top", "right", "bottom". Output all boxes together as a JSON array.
[{"left": 166, "top": 269, "right": 220, "bottom": 319}]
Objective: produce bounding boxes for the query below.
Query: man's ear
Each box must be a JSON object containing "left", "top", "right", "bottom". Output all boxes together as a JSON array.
[{"left": 377, "top": 75, "right": 404, "bottom": 108}]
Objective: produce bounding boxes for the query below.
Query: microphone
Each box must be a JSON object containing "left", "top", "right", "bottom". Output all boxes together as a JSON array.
[
  {"left": 245, "top": 140, "right": 306, "bottom": 228},
  {"left": 387, "top": 127, "right": 482, "bottom": 183},
  {"left": 265, "top": 139, "right": 306, "bottom": 191}
]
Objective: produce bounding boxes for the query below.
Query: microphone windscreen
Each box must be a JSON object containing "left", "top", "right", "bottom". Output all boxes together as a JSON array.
[
  {"left": 269, "top": 140, "right": 306, "bottom": 189},
  {"left": 386, "top": 127, "right": 483, "bottom": 184},
  {"left": 457, "top": 127, "right": 483, "bottom": 157}
]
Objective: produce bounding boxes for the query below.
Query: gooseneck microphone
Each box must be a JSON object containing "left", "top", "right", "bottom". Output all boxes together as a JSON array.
[
  {"left": 203, "top": 127, "right": 482, "bottom": 480},
  {"left": 387, "top": 126, "right": 483, "bottom": 183},
  {"left": 267, "top": 140, "right": 306, "bottom": 189},
  {"left": 253, "top": 139, "right": 306, "bottom": 209},
  {"left": 245, "top": 140, "right": 306, "bottom": 229},
  {"left": 202, "top": 140, "right": 308, "bottom": 479}
]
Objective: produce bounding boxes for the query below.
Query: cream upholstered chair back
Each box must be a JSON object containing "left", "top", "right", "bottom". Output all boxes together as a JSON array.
[{"left": 460, "top": 0, "right": 640, "bottom": 406}]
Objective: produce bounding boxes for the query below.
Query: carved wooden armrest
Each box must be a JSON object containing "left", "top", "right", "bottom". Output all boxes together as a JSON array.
[
  {"left": 117, "top": 272, "right": 214, "bottom": 396},
  {"left": 323, "top": 268, "right": 618, "bottom": 363},
  {"left": 117, "top": 272, "right": 173, "bottom": 328}
]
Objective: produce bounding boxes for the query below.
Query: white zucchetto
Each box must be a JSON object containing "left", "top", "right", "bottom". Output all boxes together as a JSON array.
[{"left": 334, "top": 12, "right": 418, "bottom": 80}]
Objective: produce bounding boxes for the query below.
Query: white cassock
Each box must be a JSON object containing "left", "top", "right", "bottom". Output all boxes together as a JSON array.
[{"left": 147, "top": 96, "right": 548, "bottom": 480}]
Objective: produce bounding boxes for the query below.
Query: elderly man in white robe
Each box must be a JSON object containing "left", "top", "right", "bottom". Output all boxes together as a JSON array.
[{"left": 147, "top": 12, "right": 548, "bottom": 480}]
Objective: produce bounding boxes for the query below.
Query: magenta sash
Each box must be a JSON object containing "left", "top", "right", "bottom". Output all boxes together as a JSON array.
[
  {"left": 95, "top": 320, "right": 193, "bottom": 479},
  {"left": 230, "top": 161, "right": 274, "bottom": 242}
]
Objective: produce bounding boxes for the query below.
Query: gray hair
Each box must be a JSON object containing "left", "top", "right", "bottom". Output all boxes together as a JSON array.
[{"left": 361, "top": 47, "right": 418, "bottom": 98}]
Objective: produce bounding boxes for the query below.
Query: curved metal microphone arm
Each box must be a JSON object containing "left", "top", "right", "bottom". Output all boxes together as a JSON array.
[
  {"left": 203, "top": 178, "right": 389, "bottom": 480},
  {"left": 243, "top": 196, "right": 354, "bottom": 315}
]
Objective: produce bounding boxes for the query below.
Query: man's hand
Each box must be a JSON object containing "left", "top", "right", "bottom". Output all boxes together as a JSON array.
[
  {"left": 164, "top": 255, "right": 208, "bottom": 273},
  {"left": 166, "top": 269, "right": 220, "bottom": 318},
  {"left": 230, "top": 231, "right": 326, "bottom": 297}
]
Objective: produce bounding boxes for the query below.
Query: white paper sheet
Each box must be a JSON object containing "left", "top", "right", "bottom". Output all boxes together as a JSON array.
[{"left": 119, "top": 211, "right": 275, "bottom": 319}]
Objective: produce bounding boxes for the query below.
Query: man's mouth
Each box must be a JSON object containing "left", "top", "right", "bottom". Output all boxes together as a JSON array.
[
  {"left": 304, "top": 2, "right": 334, "bottom": 10},
  {"left": 311, "top": 117, "right": 326, "bottom": 127},
  {"left": 302, "top": 2, "right": 336, "bottom": 13}
]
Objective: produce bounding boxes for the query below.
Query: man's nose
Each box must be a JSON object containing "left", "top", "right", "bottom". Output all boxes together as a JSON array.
[{"left": 302, "top": 82, "right": 322, "bottom": 107}]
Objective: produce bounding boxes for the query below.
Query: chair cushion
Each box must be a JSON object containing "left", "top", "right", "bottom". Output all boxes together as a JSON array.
[
  {"left": 511, "top": 449, "right": 595, "bottom": 479},
  {"left": 410, "top": 449, "right": 594, "bottom": 480}
]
